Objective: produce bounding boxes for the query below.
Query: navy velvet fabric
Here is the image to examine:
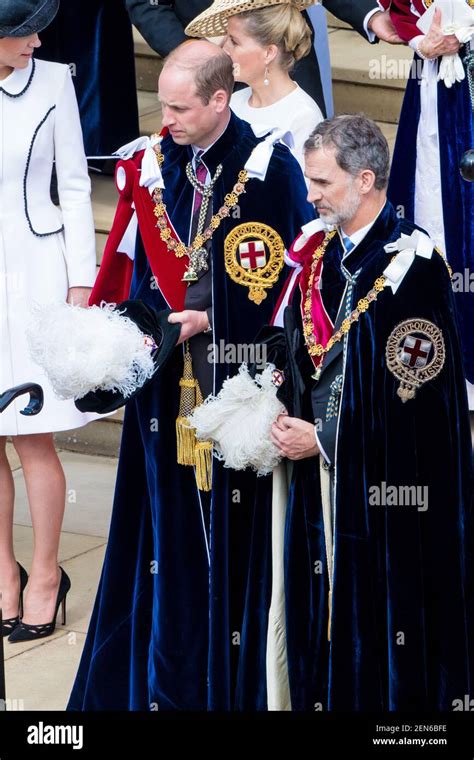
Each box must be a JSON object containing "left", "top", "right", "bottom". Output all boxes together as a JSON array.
[
  {"left": 67, "top": 113, "right": 314, "bottom": 710},
  {"left": 285, "top": 202, "right": 474, "bottom": 710},
  {"left": 388, "top": 54, "right": 474, "bottom": 384},
  {"left": 36, "top": 0, "right": 139, "bottom": 155}
]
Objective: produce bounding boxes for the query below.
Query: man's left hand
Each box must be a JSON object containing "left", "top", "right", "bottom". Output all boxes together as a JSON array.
[
  {"left": 368, "top": 10, "right": 403, "bottom": 45},
  {"left": 271, "top": 414, "right": 319, "bottom": 461},
  {"left": 67, "top": 287, "right": 92, "bottom": 308},
  {"left": 168, "top": 309, "right": 209, "bottom": 344}
]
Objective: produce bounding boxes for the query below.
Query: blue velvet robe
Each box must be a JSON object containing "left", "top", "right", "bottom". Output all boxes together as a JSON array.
[
  {"left": 68, "top": 113, "right": 314, "bottom": 710},
  {"left": 388, "top": 55, "right": 474, "bottom": 385},
  {"left": 285, "top": 202, "right": 473, "bottom": 710},
  {"left": 36, "top": 0, "right": 139, "bottom": 155}
]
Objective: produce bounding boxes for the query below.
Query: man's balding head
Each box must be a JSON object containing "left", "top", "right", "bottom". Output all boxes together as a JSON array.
[
  {"left": 163, "top": 40, "right": 234, "bottom": 105},
  {"left": 158, "top": 40, "right": 234, "bottom": 148}
]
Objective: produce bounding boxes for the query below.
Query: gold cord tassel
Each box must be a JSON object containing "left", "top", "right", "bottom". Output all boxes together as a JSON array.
[
  {"left": 195, "top": 441, "right": 213, "bottom": 492},
  {"left": 176, "top": 342, "right": 213, "bottom": 490},
  {"left": 176, "top": 346, "right": 199, "bottom": 465}
]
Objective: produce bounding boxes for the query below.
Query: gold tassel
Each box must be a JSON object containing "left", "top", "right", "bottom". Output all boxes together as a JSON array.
[
  {"left": 176, "top": 342, "right": 213, "bottom": 489},
  {"left": 195, "top": 441, "right": 213, "bottom": 492},
  {"left": 176, "top": 414, "right": 197, "bottom": 465}
]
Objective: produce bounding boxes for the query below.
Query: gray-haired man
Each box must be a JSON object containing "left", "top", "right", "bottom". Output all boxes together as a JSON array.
[{"left": 270, "top": 114, "right": 473, "bottom": 710}]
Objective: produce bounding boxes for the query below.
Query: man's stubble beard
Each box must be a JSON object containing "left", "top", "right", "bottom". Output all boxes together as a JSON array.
[{"left": 318, "top": 182, "right": 362, "bottom": 227}]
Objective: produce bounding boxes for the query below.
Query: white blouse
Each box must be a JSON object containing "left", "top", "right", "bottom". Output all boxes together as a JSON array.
[{"left": 231, "top": 84, "right": 323, "bottom": 174}]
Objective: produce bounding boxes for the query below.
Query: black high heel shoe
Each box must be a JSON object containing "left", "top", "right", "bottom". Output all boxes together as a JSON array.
[
  {"left": 8, "top": 567, "right": 71, "bottom": 643},
  {"left": 1, "top": 563, "right": 28, "bottom": 638}
]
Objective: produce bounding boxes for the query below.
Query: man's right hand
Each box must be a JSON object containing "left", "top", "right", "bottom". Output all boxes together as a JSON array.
[
  {"left": 367, "top": 10, "right": 403, "bottom": 45},
  {"left": 168, "top": 309, "right": 209, "bottom": 344},
  {"left": 418, "top": 8, "right": 461, "bottom": 59}
]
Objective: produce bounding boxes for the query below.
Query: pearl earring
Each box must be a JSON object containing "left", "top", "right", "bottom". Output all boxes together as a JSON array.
[{"left": 263, "top": 66, "right": 270, "bottom": 86}]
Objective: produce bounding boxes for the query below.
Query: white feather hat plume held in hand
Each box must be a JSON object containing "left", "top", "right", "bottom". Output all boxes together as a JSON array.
[
  {"left": 26, "top": 301, "right": 158, "bottom": 401},
  {"left": 188, "top": 363, "right": 286, "bottom": 476}
]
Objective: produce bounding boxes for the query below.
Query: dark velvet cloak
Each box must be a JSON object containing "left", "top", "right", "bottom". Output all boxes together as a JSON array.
[
  {"left": 284, "top": 202, "right": 473, "bottom": 710},
  {"left": 67, "top": 113, "right": 314, "bottom": 710}
]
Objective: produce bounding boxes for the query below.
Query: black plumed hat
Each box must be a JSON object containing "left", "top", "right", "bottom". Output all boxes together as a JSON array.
[{"left": 75, "top": 301, "right": 182, "bottom": 415}]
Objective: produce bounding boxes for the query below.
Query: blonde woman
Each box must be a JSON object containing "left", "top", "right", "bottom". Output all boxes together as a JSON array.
[{"left": 187, "top": 1, "right": 323, "bottom": 171}]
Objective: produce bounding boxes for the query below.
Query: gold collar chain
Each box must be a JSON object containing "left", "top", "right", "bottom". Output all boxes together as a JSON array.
[
  {"left": 303, "top": 231, "right": 452, "bottom": 362},
  {"left": 151, "top": 138, "right": 249, "bottom": 265},
  {"left": 303, "top": 231, "right": 387, "bottom": 359}
]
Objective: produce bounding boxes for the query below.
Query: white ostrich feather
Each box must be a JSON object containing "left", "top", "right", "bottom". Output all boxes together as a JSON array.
[
  {"left": 189, "top": 363, "right": 285, "bottom": 476},
  {"left": 27, "top": 302, "right": 155, "bottom": 400}
]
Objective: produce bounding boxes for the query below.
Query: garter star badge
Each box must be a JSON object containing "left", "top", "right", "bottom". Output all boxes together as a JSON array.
[
  {"left": 385, "top": 319, "right": 445, "bottom": 403},
  {"left": 224, "top": 223, "right": 285, "bottom": 304}
]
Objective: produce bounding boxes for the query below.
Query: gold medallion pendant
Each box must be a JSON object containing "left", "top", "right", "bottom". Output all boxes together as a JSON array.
[
  {"left": 385, "top": 318, "right": 446, "bottom": 402},
  {"left": 224, "top": 223, "right": 285, "bottom": 304}
]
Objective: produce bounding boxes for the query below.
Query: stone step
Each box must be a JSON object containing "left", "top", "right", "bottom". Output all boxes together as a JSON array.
[
  {"left": 138, "top": 89, "right": 162, "bottom": 135},
  {"left": 92, "top": 174, "right": 117, "bottom": 236},
  {"left": 134, "top": 28, "right": 164, "bottom": 93},
  {"left": 329, "top": 28, "right": 413, "bottom": 123},
  {"left": 55, "top": 408, "right": 123, "bottom": 458}
]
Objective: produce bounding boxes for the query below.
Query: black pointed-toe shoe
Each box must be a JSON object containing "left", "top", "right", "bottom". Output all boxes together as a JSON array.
[
  {"left": 8, "top": 567, "right": 71, "bottom": 643},
  {"left": 1, "top": 562, "right": 28, "bottom": 638}
]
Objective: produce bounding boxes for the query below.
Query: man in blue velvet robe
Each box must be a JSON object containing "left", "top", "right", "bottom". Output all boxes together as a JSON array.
[
  {"left": 270, "top": 115, "right": 473, "bottom": 710},
  {"left": 68, "top": 41, "right": 314, "bottom": 711}
]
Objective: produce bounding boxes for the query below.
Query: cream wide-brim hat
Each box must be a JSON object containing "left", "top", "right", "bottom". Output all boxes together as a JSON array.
[{"left": 185, "top": 0, "right": 316, "bottom": 39}]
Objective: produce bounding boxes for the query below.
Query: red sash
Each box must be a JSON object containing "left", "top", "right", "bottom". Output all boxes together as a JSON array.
[
  {"left": 291, "top": 230, "right": 334, "bottom": 370},
  {"left": 90, "top": 149, "right": 188, "bottom": 310}
]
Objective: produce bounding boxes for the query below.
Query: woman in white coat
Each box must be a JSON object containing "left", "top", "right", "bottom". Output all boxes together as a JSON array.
[{"left": 0, "top": 0, "right": 98, "bottom": 642}]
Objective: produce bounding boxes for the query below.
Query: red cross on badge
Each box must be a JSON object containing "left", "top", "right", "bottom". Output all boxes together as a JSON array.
[
  {"left": 271, "top": 369, "right": 285, "bottom": 387},
  {"left": 239, "top": 240, "right": 267, "bottom": 270},
  {"left": 400, "top": 336, "right": 432, "bottom": 369}
]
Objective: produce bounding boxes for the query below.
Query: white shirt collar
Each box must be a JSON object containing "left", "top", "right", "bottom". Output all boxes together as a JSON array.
[
  {"left": 340, "top": 202, "right": 387, "bottom": 258},
  {"left": 0, "top": 58, "right": 35, "bottom": 97}
]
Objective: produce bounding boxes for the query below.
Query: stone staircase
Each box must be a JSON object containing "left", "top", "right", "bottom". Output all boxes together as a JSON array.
[{"left": 56, "top": 16, "right": 414, "bottom": 456}]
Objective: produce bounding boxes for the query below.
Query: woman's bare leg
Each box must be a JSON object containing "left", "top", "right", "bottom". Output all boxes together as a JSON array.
[
  {"left": 0, "top": 437, "right": 20, "bottom": 619},
  {"left": 12, "top": 433, "right": 66, "bottom": 624}
]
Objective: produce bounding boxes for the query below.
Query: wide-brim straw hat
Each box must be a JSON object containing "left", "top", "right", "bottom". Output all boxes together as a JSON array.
[{"left": 185, "top": 0, "right": 316, "bottom": 39}]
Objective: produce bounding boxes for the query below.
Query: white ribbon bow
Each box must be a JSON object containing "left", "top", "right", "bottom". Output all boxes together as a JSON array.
[
  {"left": 383, "top": 230, "right": 434, "bottom": 294},
  {"left": 113, "top": 134, "right": 165, "bottom": 194},
  {"left": 245, "top": 127, "right": 295, "bottom": 181}
]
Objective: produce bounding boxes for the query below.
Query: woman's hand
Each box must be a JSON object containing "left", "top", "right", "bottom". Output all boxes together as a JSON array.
[
  {"left": 67, "top": 287, "right": 92, "bottom": 308},
  {"left": 418, "top": 8, "right": 461, "bottom": 59}
]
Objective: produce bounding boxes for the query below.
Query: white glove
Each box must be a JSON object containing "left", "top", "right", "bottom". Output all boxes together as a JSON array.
[{"left": 438, "top": 52, "right": 466, "bottom": 86}]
